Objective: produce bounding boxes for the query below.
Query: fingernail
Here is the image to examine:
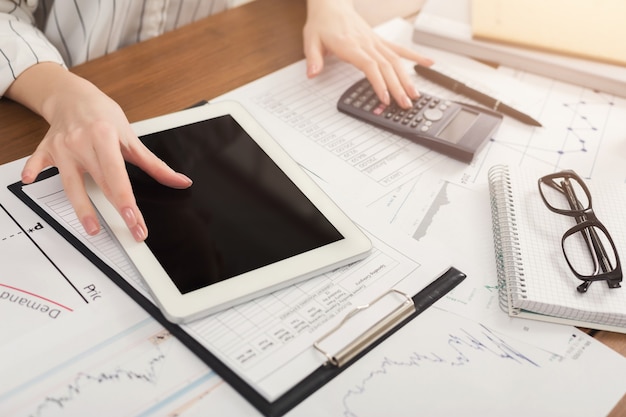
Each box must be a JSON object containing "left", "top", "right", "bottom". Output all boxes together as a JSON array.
[
  {"left": 122, "top": 207, "right": 137, "bottom": 228},
  {"left": 402, "top": 96, "right": 413, "bottom": 108},
  {"left": 307, "top": 64, "right": 319, "bottom": 77},
  {"left": 382, "top": 90, "right": 391, "bottom": 105},
  {"left": 21, "top": 169, "right": 34, "bottom": 183},
  {"left": 123, "top": 207, "right": 146, "bottom": 241},
  {"left": 83, "top": 217, "right": 100, "bottom": 235},
  {"left": 178, "top": 173, "right": 193, "bottom": 186},
  {"left": 132, "top": 224, "right": 146, "bottom": 242},
  {"left": 409, "top": 84, "right": 420, "bottom": 99}
]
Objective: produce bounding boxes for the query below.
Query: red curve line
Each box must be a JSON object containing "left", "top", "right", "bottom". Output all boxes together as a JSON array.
[{"left": 0, "top": 283, "right": 74, "bottom": 312}]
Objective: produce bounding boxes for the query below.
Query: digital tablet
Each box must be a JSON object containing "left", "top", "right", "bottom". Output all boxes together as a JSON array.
[{"left": 87, "top": 101, "right": 372, "bottom": 323}]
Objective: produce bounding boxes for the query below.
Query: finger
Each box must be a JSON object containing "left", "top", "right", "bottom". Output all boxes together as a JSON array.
[
  {"left": 385, "top": 41, "right": 435, "bottom": 68},
  {"left": 122, "top": 136, "right": 192, "bottom": 189},
  {"left": 339, "top": 42, "right": 392, "bottom": 106},
  {"left": 57, "top": 160, "right": 102, "bottom": 237},
  {"left": 382, "top": 41, "right": 436, "bottom": 101},
  {"left": 375, "top": 43, "right": 421, "bottom": 105},
  {"left": 366, "top": 39, "right": 433, "bottom": 108},
  {"left": 92, "top": 134, "right": 147, "bottom": 242},
  {"left": 302, "top": 31, "right": 325, "bottom": 79},
  {"left": 352, "top": 42, "right": 411, "bottom": 108},
  {"left": 336, "top": 36, "right": 414, "bottom": 108},
  {"left": 21, "top": 149, "right": 53, "bottom": 184}
]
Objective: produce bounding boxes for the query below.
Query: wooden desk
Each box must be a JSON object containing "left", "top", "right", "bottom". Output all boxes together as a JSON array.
[
  {"left": 0, "top": 0, "right": 306, "bottom": 161},
  {"left": 0, "top": 0, "right": 624, "bottom": 414}
]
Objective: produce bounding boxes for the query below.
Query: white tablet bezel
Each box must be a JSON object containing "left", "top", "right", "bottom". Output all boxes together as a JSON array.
[{"left": 87, "top": 101, "right": 372, "bottom": 323}]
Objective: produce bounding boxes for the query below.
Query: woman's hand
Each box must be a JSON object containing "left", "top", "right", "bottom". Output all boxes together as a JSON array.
[
  {"left": 303, "top": 0, "right": 434, "bottom": 109},
  {"left": 7, "top": 63, "right": 192, "bottom": 241}
]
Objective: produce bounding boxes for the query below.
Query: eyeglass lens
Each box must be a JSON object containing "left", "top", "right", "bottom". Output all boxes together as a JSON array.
[
  {"left": 539, "top": 176, "right": 590, "bottom": 213},
  {"left": 563, "top": 224, "right": 618, "bottom": 278}
]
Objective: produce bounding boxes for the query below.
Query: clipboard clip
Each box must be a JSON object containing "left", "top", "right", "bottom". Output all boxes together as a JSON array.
[{"left": 313, "top": 289, "right": 415, "bottom": 367}]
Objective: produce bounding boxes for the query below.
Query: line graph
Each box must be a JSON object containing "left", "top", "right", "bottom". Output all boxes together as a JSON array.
[
  {"left": 0, "top": 204, "right": 101, "bottom": 334},
  {"left": 468, "top": 70, "right": 626, "bottom": 185},
  {"left": 0, "top": 283, "right": 73, "bottom": 312},
  {"left": 32, "top": 352, "right": 167, "bottom": 416},
  {"left": 485, "top": 98, "right": 610, "bottom": 169},
  {"left": 340, "top": 323, "right": 540, "bottom": 416},
  {"left": 291, "top": 307, "right": 625, "bottom": 417},
  {"left": 1, "top": 320, "right": 227, "bottom": 417},
  {"left": 0, "top": 204, "right": 87, "bottom": 305}
]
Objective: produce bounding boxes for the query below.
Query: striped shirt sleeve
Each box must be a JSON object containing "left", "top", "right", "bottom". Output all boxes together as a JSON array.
[
  {"left": 0, "top": 1, "right": 65, "bottom": 97},
  {"left": 1, "top": 0, "right": 236, "bottom": 98}
]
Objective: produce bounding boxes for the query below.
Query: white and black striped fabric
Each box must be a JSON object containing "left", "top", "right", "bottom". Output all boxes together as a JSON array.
[{"left": 0, "top": 0, "right": 233, "bottom": 96}]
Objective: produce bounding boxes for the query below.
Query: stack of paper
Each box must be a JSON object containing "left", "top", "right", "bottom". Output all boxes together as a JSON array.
[{"left": 412, "top": 0, "right": 626, "bottom": 97}]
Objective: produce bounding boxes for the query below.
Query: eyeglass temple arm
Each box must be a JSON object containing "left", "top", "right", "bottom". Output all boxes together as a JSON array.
[{"left": 562, "top": 179, "right": 614, "bottom": 274}]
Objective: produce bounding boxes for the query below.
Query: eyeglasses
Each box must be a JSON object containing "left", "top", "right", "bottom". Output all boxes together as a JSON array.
[{"left": 538, "top": 170, "right": 622, "bottom": 293}]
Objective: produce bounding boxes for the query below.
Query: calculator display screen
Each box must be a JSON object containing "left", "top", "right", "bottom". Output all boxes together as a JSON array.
[{"left": 438, "top": 109, "right": 478, "bottom": 143}]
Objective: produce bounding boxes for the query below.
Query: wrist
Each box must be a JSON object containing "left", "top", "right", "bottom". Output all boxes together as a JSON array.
[
  {"left": 307, "top": 0, "right": 354, "bottom": 15},
  {"left": 5, "top": 62, "right": 96, "bottom": 123}
]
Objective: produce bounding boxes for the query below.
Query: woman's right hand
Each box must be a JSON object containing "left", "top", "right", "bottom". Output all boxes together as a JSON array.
[{"left": 7, "top": 63, "right": 193, "bottom": 241}]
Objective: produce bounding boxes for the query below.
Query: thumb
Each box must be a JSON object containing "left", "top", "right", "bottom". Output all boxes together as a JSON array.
[{"left": 303, "top": 32, "right": 325, "bottom": 79}]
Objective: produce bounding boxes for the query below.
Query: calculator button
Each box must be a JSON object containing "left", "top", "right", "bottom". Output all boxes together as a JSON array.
[
  {"left": 373, "top": 103, "right": 386, "bottom": 115},
  {"left": 423, "top": 108, "right": 444, "bottom": 121},
  {"left": 363, "top": 98, "right": 378, "bottom": 112}
]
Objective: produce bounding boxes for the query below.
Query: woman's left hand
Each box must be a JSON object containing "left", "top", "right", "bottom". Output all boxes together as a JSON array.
[{"left": 303, "top": 0, "right": 434, "bottom": 109}]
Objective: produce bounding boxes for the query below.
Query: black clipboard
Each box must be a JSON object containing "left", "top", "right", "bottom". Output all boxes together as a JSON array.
[{"left": 8, "top": 168, "right": 466, "bottom": 417}]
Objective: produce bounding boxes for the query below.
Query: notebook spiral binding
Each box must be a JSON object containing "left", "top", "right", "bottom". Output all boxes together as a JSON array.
[{"left": 488, "top": 165, "right": 526, "bottom": 316}]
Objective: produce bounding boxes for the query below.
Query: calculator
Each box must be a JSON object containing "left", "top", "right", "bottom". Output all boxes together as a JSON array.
[{"left": 337, "top": 78, "right": 503, "bottom": 162}]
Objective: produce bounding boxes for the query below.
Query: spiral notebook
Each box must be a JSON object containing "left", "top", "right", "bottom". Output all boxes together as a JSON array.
[{"left": 487, "top": 165, "right": 626, "bottom": 333}]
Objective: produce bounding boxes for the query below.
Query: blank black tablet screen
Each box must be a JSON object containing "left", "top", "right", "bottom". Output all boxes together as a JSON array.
[{"left": 127, "top": 115, "right": 343, "bottom": 294}]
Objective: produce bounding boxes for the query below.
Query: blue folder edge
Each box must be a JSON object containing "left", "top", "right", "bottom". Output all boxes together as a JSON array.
[{"left": 8, "top": 166, "right": 466, "bottom": 417}]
